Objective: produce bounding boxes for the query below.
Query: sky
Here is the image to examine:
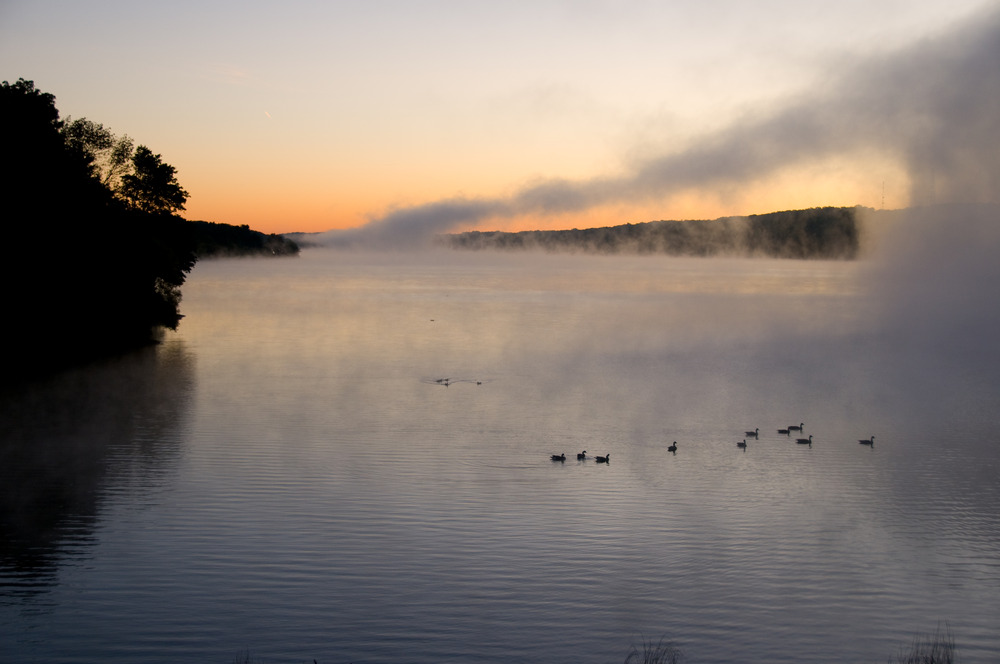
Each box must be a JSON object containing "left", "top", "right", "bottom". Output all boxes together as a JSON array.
[{"left": 2, "top": 0, "right": 997, "bottom": 236}]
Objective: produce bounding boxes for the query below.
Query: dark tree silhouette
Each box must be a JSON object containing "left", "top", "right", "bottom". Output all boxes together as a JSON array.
[
  {"left": 442, "top": 207, "right": 861, "bottom": 259},
  {"left": 189, "top": 220, "right": 300, "bottom": 258},
  {"left": 1, "top": 78, "right": 295, "bottom": 382},
  {"left": 1, "top": 78, "right": 197, "bottom": 380},
  {"left": 120, "top": 145, "right": 189, "bottom": 214},
  {"left": 62, "top": 117, "right": 134, "bottom": 190}
]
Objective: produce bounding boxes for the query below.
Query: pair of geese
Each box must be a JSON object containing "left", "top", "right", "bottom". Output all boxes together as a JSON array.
[{"left": 551, "top": 452, "right": 609, "bottom": 463}]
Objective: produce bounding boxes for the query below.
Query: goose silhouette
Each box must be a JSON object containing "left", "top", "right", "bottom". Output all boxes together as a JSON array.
[
  {"left": 745, "top": 428, "right": 759, "bottom": 438},
  {"left": 859, "top": 436, "right": 875, "bottom": 446},
  {"left": 788, "top": 423, "right": 804, "bottom": 432},
  {"left": 551, "top": 453, "right": 566, "bottom": 461},
  {"left": 577, "top": 451, "right": 588, "bottom": 460},
  {"left": 777, "top": 428, "right": 790, "bottom": 435},
  {"left": 737, "top": 439, "right": 748, "bottom": 449},
  {"left": 796, "top": 435, "right": 813, "bottom": 445},
  {"left": 667, "top": 442, "right": 678, "bottom": 453},
  {"left": 595, "top": 454, "right": 610, "bottom": 463}
]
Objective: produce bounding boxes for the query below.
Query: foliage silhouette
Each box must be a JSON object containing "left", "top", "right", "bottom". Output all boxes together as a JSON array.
[
  {"left": 120, "top": 145, "right": 189, "bottom": 214},
  {"left": 442, "top": 206, "right": 862, "bottom": 259},
  {"left": 62, "top": 116, "right": 134, "bottom": 190},
  {"left": 888, "top": 625, "right": 955, "bottom": 664},
  {"left": 1, "top": 78, "right": 299, "bottom": 380},
  {"left": 1, "top": 78, "right": 196, "bottom": 379},
  {"left": 624, "top": 636, "right": 684, "bottom": 664},
  {"left": 190, "top": 220, "right": 300, "bottom": 258}
]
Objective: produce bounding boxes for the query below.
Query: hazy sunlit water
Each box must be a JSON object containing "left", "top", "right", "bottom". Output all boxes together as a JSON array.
[{"left": 2, "top": 249, "right": 998, "bottom": 663}]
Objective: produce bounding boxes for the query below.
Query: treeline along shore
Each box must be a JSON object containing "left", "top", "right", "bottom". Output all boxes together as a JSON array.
[
  {"left": 189, "top": 220, "right": 299, "bottom": 258},
  {"left": 1, "top": 78, "right": 297, "bottom": 382},
  {"left": 1, "top": 75, "right": 859, "bottom": 380},
  {"left": 440, "top": 206, "right": 864, "bottom": 259}
]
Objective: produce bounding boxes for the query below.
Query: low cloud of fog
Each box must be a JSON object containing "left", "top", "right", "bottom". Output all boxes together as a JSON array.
[
  {"left": 313, "top": 3, "right": 1000, "bottom": 409},
  {"left": 317, "top": 4, "right": 1000, "bottom": 249},
  {"left": 864, "top": 203, "right": 1000, "bottom": 376}
]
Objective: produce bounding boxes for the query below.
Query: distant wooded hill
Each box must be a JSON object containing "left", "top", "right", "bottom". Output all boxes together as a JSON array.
[
  {"left": 190, "top": 220, "right": 299, "bottom": 258},
  {"left": 441, "top": 206, "right": 866, "bottom": 259}
]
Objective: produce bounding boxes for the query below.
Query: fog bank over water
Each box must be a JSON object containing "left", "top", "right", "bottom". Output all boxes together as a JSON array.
[
  {"left": 863, "top": 204, "right": 1000, "bottom": 381},
  {"left": 317, "top": 3, "right": 1000, "bottom": 250},
  {"left": 307, "top": 0, "right": 1000, "bottom": 417}
]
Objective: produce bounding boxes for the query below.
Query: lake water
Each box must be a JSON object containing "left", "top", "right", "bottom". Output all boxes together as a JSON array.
[{"left": 2, "top": 242, "right": 999, "bottom": 663}]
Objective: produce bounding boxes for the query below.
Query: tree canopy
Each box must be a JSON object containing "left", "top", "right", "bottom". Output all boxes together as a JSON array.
[
  {"left": 62, "top": 118, "right": 190, "bottom": 214},
  {"left": 120, "top": 145, "right": 189, "bottom": 214},
  {"left": 441, "top": 207, "right": 862, "bottom": 259},
  {"left": 62, "top": 117, "right": 134, "bottom": 190},
  {"left": 1, "top": 78, "right": 297, "bottom": 380},
  {"left": 0, "top": 78, "right": 197, "bottom": 380}
]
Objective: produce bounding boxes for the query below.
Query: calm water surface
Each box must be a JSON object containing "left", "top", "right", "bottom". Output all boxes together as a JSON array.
[{"left": 2, "top": 249, "right": 998, "bottom": 664}]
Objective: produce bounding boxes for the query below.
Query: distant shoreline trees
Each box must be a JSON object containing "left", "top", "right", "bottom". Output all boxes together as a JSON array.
[
  {"left": 440, "top": 207, "right": 863, "bottom": 259},
  {"left": 0, "top": 78, "right": 296, "bottom": 381},
  {"left": 189, "top": 220, "right": 300, "bottom": 258}
]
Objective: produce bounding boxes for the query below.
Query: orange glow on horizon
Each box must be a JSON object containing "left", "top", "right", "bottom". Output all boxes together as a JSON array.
[{"left": 183, "top": 152, "right": 909, "bottom": 236}]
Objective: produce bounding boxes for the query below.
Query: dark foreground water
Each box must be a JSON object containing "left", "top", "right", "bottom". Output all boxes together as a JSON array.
[{"left": 2, "top": 243, "right": 999, "bottom": 663}]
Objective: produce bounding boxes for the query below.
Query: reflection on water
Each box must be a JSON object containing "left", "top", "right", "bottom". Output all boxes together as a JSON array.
[
  {"left": 1, "top": 248, "right": 998, "bottom": 664},
  {"left": 0, "top": 342, "right": 194, "bottom": 597}
]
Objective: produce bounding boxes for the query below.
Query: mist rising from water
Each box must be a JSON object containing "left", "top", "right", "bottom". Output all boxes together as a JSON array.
[
  {"left": 308, "top": 4, "right": 1000, "bottom": 405},
  {"left": 864, "top": 203, "right": 1000, "bottom": 378},
  {"left": 317, "top": 4, "right": 1000, "bottom": 250}
]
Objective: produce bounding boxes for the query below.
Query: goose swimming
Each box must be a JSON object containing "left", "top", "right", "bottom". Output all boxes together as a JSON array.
[
  {"left": 859, "top": 436, "right": 875, "bottom": 446},
  {"left": 777, "top": 428, "right": 790, "bottom": 435},
  {"left": 551, "top": 453, "right": 566, "bottom": 461},
  {"left": 595, "top": 454, "right": 610, "bottom": 463},
  {"left": 577, "top": 451, "right": 588, "bottom": 460},
  {"left": 745, "top": 428, "right": 759, "bottom": 438},
  {"left": 667, "top": 442, "right": 678, "bottom": 453},
  {"left": 737, "top": 439, "right": 748, "bottom": 448},
  {"left": 788, "top": 423, "right": 804, "bottom": 432},
  {"left": 796, "top": 435, "right": 813, "bottom": 445}
]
